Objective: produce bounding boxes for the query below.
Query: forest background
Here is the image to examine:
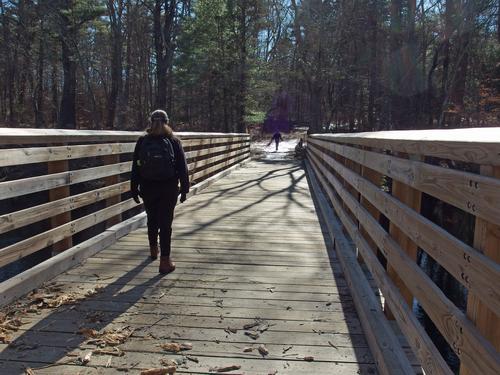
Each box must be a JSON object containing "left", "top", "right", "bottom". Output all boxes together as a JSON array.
[{"left": 0, "top": 0, "right": 499, "bottom": 133}]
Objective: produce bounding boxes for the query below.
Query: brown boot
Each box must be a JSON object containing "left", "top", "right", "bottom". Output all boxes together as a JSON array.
[
  {"left": 159, "top": 256, "right": 176, "bottom": 274},
  {"left": 150, "top": 244, "right": 159, "bottom": 260}
]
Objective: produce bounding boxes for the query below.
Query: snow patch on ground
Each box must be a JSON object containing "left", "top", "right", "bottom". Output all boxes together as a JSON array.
[{"left": 251, "top": 138, "right": 298, "bottom": 160}]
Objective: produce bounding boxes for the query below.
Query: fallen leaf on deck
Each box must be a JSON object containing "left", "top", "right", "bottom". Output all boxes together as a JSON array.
[
  {"left": 303, "top": 356, "right": 314, "bottom": 362},
  {"left": 79, "top": 328, "right": 99, "bottom": 338},
  {"left": 140, "top": 367, "right": 176, "bottom": 375},
  {"left": 84, "top": 287, "right": 103, "bottom": 297},
  {"left": 258, "top": 344, "right": 269, "bottom": 357},
  {"left": 282, "top": 346, "right": 293, "bottom": 353},
  {"left": 159, "top": 342, "right": 192, "bottom": 352},
  {"left": 160, "top": 359, "right": 178, "bottom": 367},
  {"left": 328, "top": 341, "right": 338, "bottom": 349},
  {"left": 79, "top": 351, "right": 92, "bottom": 365},
  {"left": 243, "top": 321, "right": 260, "bottom": 330},
  {"left": 224, "top": 327, "right": 237, "bottom": 334},
  {"left": 93, "top": 347, "right": 124, "bottom": 356},
  {"left": 186, "top": 355, "right": 199, "bottom": 363},
  {"left": 209, "top": 365, "right": 241, "bottom": 372},
  {"left": 0, "top": 333, "right": 11, "bottom": 343},
  {"left": 244, "top": 331, "right": 259, "bottom": 340},
  {"left": 180, "top": 342, "right": 193, "bottom": 350},
  {"left": 25, "top": 368, "right": 36, "bottom": 375},
  {"left": 243, "top": 347, "right": 253, "bottom": 352},
  {"left": 85, "top": 327, "right": 134, "bottom": 347},
  {"left": 259, "top": 322, "right": 274, "bottom": 333}
]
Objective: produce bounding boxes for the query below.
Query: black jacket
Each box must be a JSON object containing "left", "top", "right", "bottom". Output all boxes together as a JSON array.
[{"left": 131, "top": 134, "right": 190, "bottom": 197}]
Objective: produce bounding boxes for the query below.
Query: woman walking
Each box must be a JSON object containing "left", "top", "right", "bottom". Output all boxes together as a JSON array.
[{"left": 131, "top": 110, "right": 190, "bottom": 274}]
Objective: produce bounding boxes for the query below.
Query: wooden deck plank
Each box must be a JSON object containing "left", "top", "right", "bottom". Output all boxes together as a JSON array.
[{"left": 0, "top": 159, "right": 380, "bottom": 374}]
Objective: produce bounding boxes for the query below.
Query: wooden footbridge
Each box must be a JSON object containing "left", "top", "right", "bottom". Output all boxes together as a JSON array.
[{"left": 0, "top": 128, "right": 499, "bottom": 374}]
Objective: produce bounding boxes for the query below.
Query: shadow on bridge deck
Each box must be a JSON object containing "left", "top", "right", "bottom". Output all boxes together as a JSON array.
[{"left": 0, "top": 158, "right": 415, "bottom": 374}]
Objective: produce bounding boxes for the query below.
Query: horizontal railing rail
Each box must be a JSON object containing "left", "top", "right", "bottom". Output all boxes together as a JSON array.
[
  {"left": 0, "top": 128, "right": 250, "bottom": 274},
  {"left": 306, "top": 127, "right": 500, "bottom": 375}
]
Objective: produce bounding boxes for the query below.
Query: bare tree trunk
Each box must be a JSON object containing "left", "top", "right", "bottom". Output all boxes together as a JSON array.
[
  {"left": 498, "top": 0, "right": 500, "bottom": 43},
  {"left": 59, "top": 29, "right": 77, "bottom": 129},
  {"left": 237, "top": 0, "right": 248, "bottom": 133},
  {"left": 118, "top": 0, "right": 132, "bottom": 128},
  {"left": 1, "top": 0, "right": 17, "bottom": 124},
  {"left": 106, "top": 0, "right": 124, "bottom": 129},
  {"left": 51, "top": 60, "right": 59, "bottom": 126},
  {"left": 153, "top": 0, "right": 176, "bottom": 110},
  {"left": 35, "top": 18, "right": 45, "bottom": 127},
  {"left": 441, "top": 0, "right": 454, "bottom": 115},
  {"left": 389, "top": 0, "right": 402, "bottom": 129},
  {"left": 368, "top": 0, "right": 378, "bottom": 130},
  {"left": 404, "top": 0, "right": 417, "bottom": 128}
]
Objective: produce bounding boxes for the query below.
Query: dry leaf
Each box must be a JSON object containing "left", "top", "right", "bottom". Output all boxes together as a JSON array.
[
  {"left": 243, "top": 347, "right": 253, "bottom": 352},
  {"left": 159, "top": 342, "right": 192, "bottom": 352},
  {"left": 186, "top": 355, "right": 199, "bottom": 363},
  {"left": 303, "top": 356, "right": 314, "bottom": 362},
  {"left": 93, "top": 347, "right": 124, "bottom": 357},
  {"left": 243, "top": 322, "right": 260, "bottom": 330},
  {"left": 79, "top": 328, "right": 99, "bottom": 338},
  {"left": 84, "top": 287, "right": 103, "bottom": 297},
  {"left": 84, "top": 327, "right": 134, "bottom": 347},
  {"left": 159, "top": 343, "right": 181, "bottom": 352},
  {"left": 244, "top": 331, "right": 259, "bottom": 340},
  {"left": 209, "top": 365, "right": 241, "bottom": 372},
  {"left": 160, "top": 359, "right": 177, "bottom": 367},
  {"left": 258, "top": 344, "right": 269, "bottom": 356},
  {"left": 140, "top": 368, "right": 176, "bottom": 375},
  {"left": 179, "top": 342, "right": 193, "bottom": 351},
  {"left": 328, "top": 341, "right": 338, "bottom": 349},
  {"left": 80, "top": 351, "right": 92, "bottom": 365},
  {"left": 25, "top": 369, "right": 36, "bottom": 375},
  {"left": 0, "top": 333, "right": 11, "bottom": 343}
]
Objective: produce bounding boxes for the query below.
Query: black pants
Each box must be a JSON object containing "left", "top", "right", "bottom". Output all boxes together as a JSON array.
[{"left": 141, "top": 182, "right": 178, "bottom": 257}]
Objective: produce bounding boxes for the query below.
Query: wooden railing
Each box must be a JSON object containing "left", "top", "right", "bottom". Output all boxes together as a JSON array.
[
  {"left": 0, "top": 128, "right": 250, "bottom": 277},
  {"left": 306, "top": 128, "right": 500, "bottom": 375}
]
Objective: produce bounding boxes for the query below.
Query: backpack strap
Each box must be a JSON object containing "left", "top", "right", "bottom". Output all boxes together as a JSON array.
[{"left": 163, "top": 138, "right": 175, "bottom": 161}]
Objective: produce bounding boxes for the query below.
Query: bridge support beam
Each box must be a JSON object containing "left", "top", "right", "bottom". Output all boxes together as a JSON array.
[{"left": 48, "top": 156, "right": 73, "bottom": 255}]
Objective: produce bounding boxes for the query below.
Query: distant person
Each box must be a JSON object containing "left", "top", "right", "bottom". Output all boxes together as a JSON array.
[
  {"left": 267, "top": 131, "right": 284, "bottom": 151},
  {"left": 131, "top": 110, "right": 190, "bottom": 274},
  {"left": 295, "top": 138, "right": 305, "bottom": 159}
]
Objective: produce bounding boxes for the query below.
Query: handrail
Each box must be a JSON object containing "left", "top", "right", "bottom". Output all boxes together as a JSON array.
[
  {"left": 0, "top": 128, "right": 250, "bottom": 272},
  {"left": 306, "top": 128, "right": 500, "bottom": 375}
]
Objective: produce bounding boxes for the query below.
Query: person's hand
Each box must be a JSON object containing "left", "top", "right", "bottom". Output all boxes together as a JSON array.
[
  {"left": 180, "top": 192, "right": 187, "bottom": 203},
  {"left": 132, "top": 192, "right": 141, "bottom": 204}
]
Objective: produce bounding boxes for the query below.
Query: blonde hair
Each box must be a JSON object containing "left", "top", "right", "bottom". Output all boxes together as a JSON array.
[{"left": 147, "top": 109, "right": 173, "bottom": 137}]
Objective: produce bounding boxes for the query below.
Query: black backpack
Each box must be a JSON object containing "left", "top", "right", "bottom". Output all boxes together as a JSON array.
[{"left": 138, "top": 136, "right": 177, "bottom": 181}]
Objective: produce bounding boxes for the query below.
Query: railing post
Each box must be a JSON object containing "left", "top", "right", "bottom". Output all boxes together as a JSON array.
[
  {"left": 102, "top": 151, "right": 122, "bottom": 227},
  {"left": 460, "top": 165, "right": 500, "bottom": 375},
  {"left": 48, "top": 155, "right": 73, "bottom": 255},
  {"left": 385, "top": 154, "right": 422, "bottom": 319}
]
